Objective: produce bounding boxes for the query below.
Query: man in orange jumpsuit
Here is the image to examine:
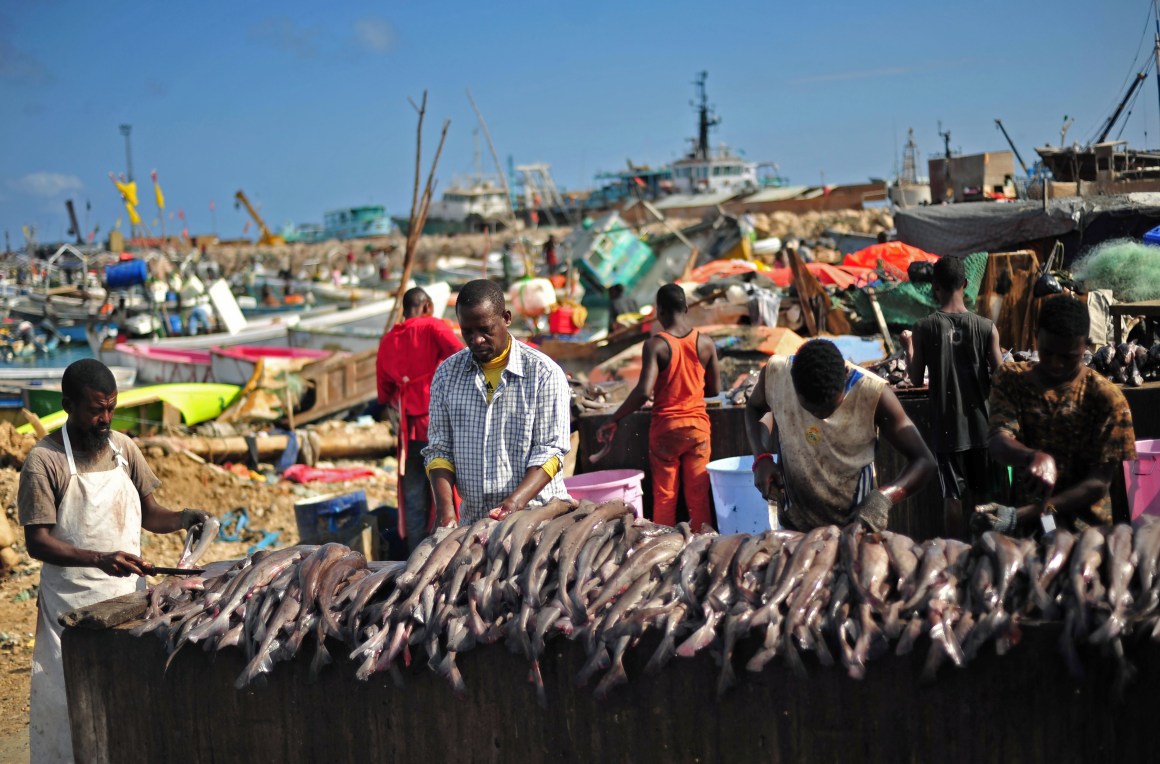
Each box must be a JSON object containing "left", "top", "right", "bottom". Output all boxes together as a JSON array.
[
  {"left": 376, "top": 287, "right": 463, "bottom": 550},
  {"left": 598, "top": 283, "right": 721, "bottom": 529}
]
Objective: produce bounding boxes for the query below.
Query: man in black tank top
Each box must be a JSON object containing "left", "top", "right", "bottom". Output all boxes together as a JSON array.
[{"left": 902, "top": 256, "right": 1003, "bottom": 538}]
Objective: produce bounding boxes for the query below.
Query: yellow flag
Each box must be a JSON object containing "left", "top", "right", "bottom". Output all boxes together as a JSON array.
[
  {"left": 115, "top": 218, "right": 122, "bottom": 230},
  {"left": 114, "top": 179, "right": 139, "bottom": 207},
  {"left": 151, "top": 170, "right": 165, "bottom": 210},
  {"left": 126, "top": 202, "right": 142, "bottom": 226}
]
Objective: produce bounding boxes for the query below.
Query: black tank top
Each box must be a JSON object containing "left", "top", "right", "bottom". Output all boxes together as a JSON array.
[{"left": 914, "top": 310, "right": 995, "bottom": 453}]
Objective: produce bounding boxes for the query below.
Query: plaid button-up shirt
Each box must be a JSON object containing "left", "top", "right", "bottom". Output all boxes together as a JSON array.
[{"left": 423, "top": 339, "right": 571, "bottom": 523}]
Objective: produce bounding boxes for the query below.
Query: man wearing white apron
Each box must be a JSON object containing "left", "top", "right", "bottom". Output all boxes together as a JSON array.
[{"left": 18, "top": 359, "right": 209, "bottom": 763}]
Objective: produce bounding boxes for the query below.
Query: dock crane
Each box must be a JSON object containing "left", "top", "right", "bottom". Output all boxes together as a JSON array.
[
  {"left": 993, "top": 119, "right": 1031, "bottom": 176},
  {"left": 234, "top": 190, "right": 284, "bottom": 246}
]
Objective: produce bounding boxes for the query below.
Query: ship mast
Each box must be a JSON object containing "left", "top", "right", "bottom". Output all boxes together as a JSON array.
[{"left": 692, "top": 71, "right": 719, "bottom": 161}]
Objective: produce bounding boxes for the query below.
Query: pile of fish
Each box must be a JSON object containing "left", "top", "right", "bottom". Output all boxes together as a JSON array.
[
  {"left": 569, "top": 379, "right": 621, "bottom": 416},
  {"left": 1087, "top": 341, "right": 1160, "bottom": 387},
  {"left": 134, "top": 502, "right": 1160, "bottom": 701},
  {"left": 866, "top": 350, "right": 913, "bottom": 389}
]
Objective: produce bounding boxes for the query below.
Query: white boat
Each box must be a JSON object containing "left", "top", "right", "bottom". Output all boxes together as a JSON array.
[
  {"left": 287, "top": 324, "right": 381, "bottom": 353},
  {"left": 0, "top": 365, "right": 137, "bottom": 388},
  {"left": 288, "top": 282, "right": 451, "bottom": 352}
]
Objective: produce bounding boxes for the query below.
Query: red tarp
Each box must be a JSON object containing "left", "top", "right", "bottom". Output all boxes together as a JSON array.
[
  {"left": 842, "top": 242, "right": 939, "bottom": 279},
  {"left": 282, "top": 464, "right": 377, "bottom": 484}
]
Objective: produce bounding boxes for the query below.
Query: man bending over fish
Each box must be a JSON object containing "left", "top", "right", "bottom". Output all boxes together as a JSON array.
[
  {"left": 978, "top": 295, "right": 1136, "bottom": 535},
  {"left": 745, "top": 338, "right": 936, "bottom": 531},
  {"left": 18, "top": 359, "right": 211, "bottom": 763},
  {"left": 425, "top": 278, "right": 572, "bottom": 525}
]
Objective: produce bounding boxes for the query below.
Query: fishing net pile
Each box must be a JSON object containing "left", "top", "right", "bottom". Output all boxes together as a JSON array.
[
  {"left": 133, "top": 501, "right": 1160, "bottom": 701},
  {"left": 1073, "top": 239, "right": 1160, "bottom": 303}
]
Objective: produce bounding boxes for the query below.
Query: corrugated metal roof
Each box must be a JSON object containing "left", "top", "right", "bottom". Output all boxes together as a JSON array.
[
  {"left": 653, "top": 190, "right": 740, "bottom": 210},
  {"left": 740, "top": 185, "right": 810, "bottom": 203}
]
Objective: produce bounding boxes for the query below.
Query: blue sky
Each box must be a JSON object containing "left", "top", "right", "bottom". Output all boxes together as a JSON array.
[{"left": 0, "top": 0, "right": 1153, "bottom": 243}]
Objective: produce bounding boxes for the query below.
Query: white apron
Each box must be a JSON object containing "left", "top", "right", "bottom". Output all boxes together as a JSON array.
[{"left": 30, "top": 428, "right": 143, "bottom": 764}]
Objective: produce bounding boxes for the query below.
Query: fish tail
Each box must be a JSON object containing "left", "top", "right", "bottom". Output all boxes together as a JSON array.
[
  {"left": 593, "top": 662, "right": 627, "bottom": 700},
  {"left": 308, "top": 640, "right": 332, "bottom": 682}
]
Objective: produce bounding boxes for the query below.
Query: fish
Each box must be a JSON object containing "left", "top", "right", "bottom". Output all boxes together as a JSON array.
[
  {"left": 1090, "top": 524, "right": 1135, "bottom": 644},
  {"left": 177, "top": 515, "right": 222, "bottom": 569}
]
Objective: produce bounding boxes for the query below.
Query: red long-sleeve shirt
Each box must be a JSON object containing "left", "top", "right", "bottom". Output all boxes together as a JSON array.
[{"left": 376, "top": 316, "right": 463, "bottom": 442}]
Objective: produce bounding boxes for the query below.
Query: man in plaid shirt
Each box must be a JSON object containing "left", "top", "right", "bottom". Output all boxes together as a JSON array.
[{"left": 424, "top": 279, "right": 571, "bottom": 525}]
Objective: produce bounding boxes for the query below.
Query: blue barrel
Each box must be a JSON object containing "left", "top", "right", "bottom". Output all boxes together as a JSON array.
[
  {"left": 105, "top": 259, "right": 148, "bottom": 288},
  {"left": 294, "top": 490, "right": 368, "bottom": 544}
]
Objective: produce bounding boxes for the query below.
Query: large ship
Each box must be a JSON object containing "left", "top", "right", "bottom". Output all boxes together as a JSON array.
[
  {"left": 590, "top": 71, "right": 778, "bottom": 208},
  {"left": 322, "top": 206, "right": 394, "bottom": 240}
]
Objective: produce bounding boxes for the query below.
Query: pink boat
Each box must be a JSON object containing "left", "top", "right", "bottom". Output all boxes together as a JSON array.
[
  {"left": 209, "top": 345, "right": 335, "bottom": 386},
  {"left": 116, "top": 345, "right": 213, "bottom": 384}
]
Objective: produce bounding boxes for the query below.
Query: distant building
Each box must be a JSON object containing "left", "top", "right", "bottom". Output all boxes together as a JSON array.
[{"left": 928, "top": 151, "right": 1016, "bottom": 203}]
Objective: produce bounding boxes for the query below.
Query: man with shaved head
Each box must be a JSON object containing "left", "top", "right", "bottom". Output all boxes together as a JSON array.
[
  {"left": 376, "top": 286, "right": 463, "bottom": 550},
  {"left": 424, "top": 279, "right": 571, "bottom": 525},
  {"left": 19, "top": 358, "right": 210, "bottom": 762}
]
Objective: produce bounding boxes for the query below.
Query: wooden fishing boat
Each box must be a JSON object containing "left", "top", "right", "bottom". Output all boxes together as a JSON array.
[
  {"left": 18, "top": 383, "right": 241, "bottom": 437},
  {"left": 209, "top": 345, "right": 334, "bottom": 386},
  {"left": 116, "top": 345, "right": 213, "bottom": 384}
]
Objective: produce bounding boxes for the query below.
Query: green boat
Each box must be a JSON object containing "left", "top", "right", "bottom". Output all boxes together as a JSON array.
[{"left": 18, "top": 383, "right": 241, "bottom": 436}]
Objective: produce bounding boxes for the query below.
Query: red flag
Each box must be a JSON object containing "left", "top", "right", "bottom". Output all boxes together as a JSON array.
[
  {"left": 178, "top": 209, "right": 185, "bottom": 221},
  {"left": 182, "top": 227, "right": 189, "bottom": 238},
  {"left": 634, "top": 176, "right": 646, "bottom": 188},
  {"left": 209, "top": 199, "right": 216, "bottom": 211}
]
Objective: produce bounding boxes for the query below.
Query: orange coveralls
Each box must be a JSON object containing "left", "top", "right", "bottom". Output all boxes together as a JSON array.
[{"left": 649, "top": 330, "right": 712, "bottom": 529}]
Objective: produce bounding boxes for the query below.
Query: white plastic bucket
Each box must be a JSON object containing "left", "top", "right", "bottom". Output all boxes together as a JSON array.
[
  {"left": 1125, "top": 439, "right": 1160, "bottom": 520},
  {"left": 707, "top": 455, "right": 776, "bottom": 534},
  {"left": 563, "top": 469, "right": 645, "bottom": 518}
]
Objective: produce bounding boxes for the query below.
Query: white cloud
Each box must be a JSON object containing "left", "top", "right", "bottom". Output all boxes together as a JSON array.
[
  {"left": 354, "top": 18, "right": 394, "bottom": 54},
  {"left": 11, "top": 172, "right": 84, "bottom": 198}
]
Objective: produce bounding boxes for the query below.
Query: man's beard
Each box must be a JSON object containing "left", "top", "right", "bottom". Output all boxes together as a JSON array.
[{"left": 73, "top": 426, "right": 111, "bottom": 453}]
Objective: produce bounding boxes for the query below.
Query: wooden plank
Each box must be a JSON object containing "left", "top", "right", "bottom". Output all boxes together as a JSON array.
[{"left": 59, "top": 591, "right": 148, "bottom": 630}]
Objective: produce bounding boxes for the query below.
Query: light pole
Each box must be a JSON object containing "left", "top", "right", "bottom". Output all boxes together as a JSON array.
[{"left": 119, "top": 124, "right": 134, "bottom": 181}]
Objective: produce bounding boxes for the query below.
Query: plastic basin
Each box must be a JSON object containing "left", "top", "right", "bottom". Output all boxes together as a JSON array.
[
  {"left": 563, "top": 469, "right": 644, "bottom": 518},
  {"left": 1124, "top": 440, "right": 1160, "bottom": 520},
  {"left": 707, "top": 455, "right": 775, "bottom": 534}
]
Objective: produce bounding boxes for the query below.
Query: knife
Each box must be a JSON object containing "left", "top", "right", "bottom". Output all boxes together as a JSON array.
[{"left": 149, "top": 566, "right": 206, "bottom": 576}]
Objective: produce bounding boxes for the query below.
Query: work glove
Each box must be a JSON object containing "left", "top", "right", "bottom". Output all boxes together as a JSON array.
[
  {"left": 970, "top": 503, "right": 1018, "bottom": 535},
  {"left": 180, "top": 508, "right": 212, "bottom": 531},
  {"left": 854, "top": 490, "right": 892, "bottom": 532}
]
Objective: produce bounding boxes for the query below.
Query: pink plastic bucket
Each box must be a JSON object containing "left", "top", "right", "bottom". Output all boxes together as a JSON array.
[
  {"left": 563, "top": 469, "right": 644, "bottom": 518},
  {"left": 1124, "top": 440, "right": 1160, "bottom": 520}
]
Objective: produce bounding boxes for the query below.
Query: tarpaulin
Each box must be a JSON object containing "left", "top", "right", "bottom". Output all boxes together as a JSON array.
[
  {"left": 282, "top": 464, "right": 377, "bottom": 484},
  {"left": 843, "top": 241, "right": 939, "bottom": 276}
]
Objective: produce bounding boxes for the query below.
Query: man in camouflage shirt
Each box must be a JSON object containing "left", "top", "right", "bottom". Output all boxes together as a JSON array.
[{"left": 981, "top": 295, "right": 1136, "bottom": 534}]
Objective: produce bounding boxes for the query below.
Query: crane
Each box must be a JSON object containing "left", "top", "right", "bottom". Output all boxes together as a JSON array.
[
  {"left": 234, "top": 190, "right": 284, "bottom": 246},
  {"left": 993, "top": 119, "right": 1030, "bottom": 175}
]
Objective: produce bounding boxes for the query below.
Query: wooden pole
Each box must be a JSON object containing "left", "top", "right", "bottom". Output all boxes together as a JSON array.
[{"left": 389, "top": 95, "right": 451, "bottom": 329}]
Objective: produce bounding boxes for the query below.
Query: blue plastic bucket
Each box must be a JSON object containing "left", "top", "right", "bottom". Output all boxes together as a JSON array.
[
  {"left": 294, "top": 490, "right": 368, "bottom": 544},
  {"left": 106, "top": 259, "right": 148, "bottom": 289}
]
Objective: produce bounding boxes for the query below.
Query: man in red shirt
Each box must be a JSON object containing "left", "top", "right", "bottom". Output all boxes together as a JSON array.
[{"left": 377, "top": 287, "right": 463, "bottom": 549}]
